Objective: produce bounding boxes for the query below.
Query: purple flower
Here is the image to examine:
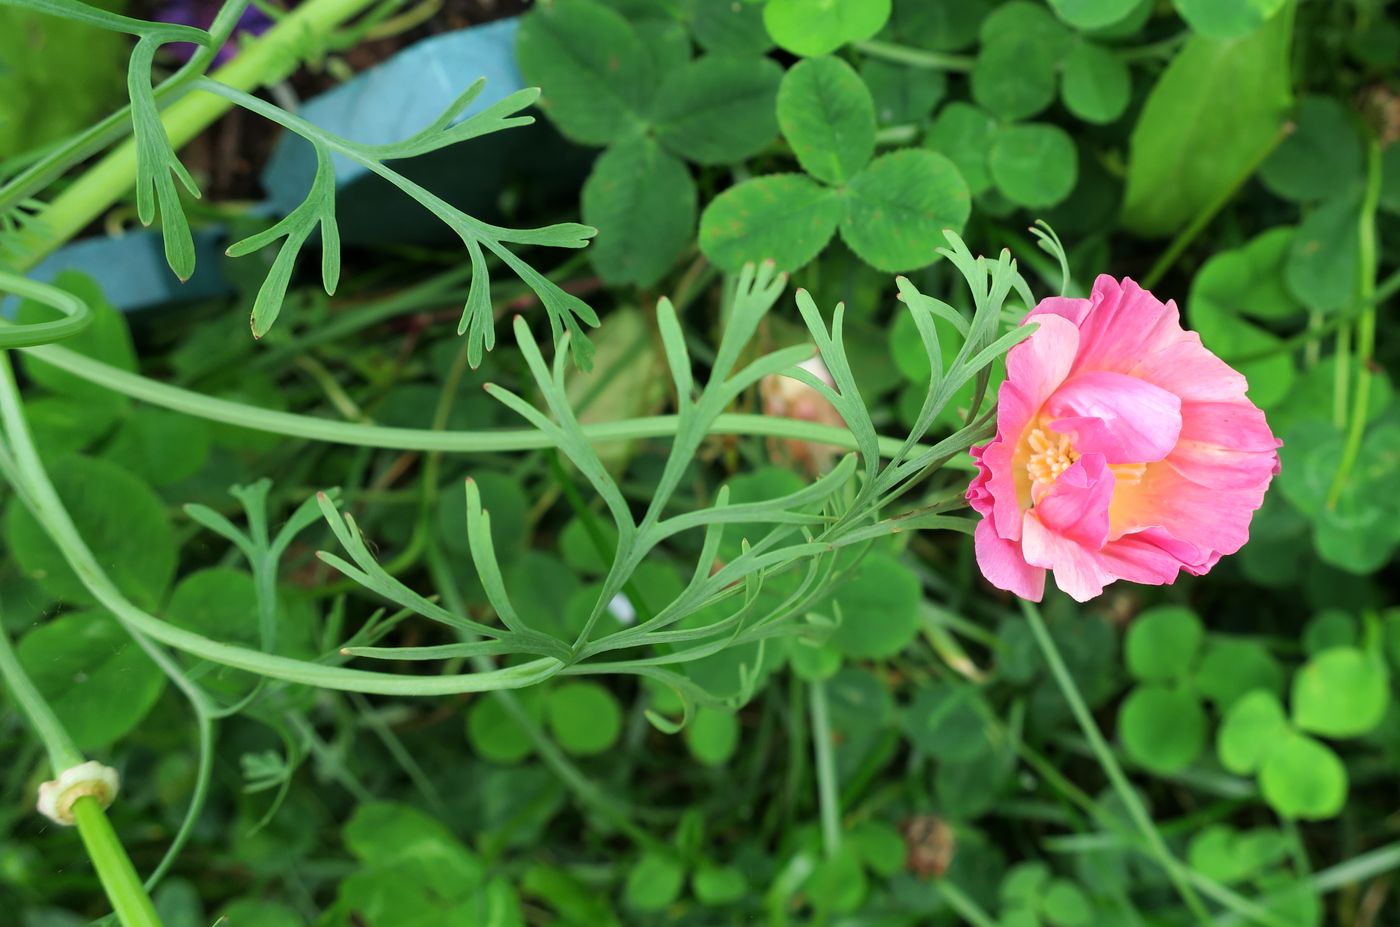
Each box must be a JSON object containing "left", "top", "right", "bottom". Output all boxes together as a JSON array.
[{"left": 155, "top": 0, "right": 274, "bottom": 65}]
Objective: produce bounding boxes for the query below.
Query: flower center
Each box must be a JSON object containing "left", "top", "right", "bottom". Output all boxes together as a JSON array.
[{"left": 1025, "top": 427, "right": 1079, "bottom": 485}]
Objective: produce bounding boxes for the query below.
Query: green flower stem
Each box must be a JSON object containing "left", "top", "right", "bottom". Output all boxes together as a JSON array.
[
  {"left": 11, "top": 0, "right": 380, "bottom": 271},
  {"left": 0, "top": 617, "right": 81, "bottom": 771},
  {"left": 1326, "top": 136, "right": 1384, "bottom": 509},
  {"left": 1019, "top": 600, "right": 1213, "bottom": 925},
  {"left": 70, "top": 797, "right": 163, "bottom": 927},
  {"left": 935, "top": 880, "right": 999, "bottom": 927},
  {"left": 0, "top": 617, "right": 161, "bottom": 927},
  {"left": 853, "top": 39, "right": 974, "bottom": 71},
  {"left": 808, "top": 677, "right": 842, "bottom": 859},
  {"left": 17, "top": 341, "right": 929, "bottom": 459}
]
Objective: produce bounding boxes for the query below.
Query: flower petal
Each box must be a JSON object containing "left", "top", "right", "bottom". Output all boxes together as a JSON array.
[
  {"left": 1131, "top": 332, "right": 1250, "bottom": 404},
  {"left": 974, "top": 518, "right": 1045, "bottom": 601},
  {"left": 1071, "top": 276, "right": 1189, "bottom": 375},
  {"left": 1047, "top": 371, "right": 1183, "bottom": 464},
  {"left": 1021, "top": 510, "right": 1116, "bottom": 602},
  {"left": 1007, "top": 311, "right": 1081, "bottom": 410},
  {"left": 1168, "top": 400, "right": 1282, "bottom": 490},
  {"left": 1031, "top": 454, "right": 1115, "bottom": 550}
]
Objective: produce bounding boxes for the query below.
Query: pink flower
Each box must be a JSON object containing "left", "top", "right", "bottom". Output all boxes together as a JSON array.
[{"left": 967, "top": 276, "right": 1281, "bottom": 603}]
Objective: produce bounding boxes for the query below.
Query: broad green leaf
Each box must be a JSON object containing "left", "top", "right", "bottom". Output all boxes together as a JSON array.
[
  {"left": 850, "top": 820, "right": 907, "bottom": 877},
  {"left": 1002, "top": 861, "right": 1050, "bottom": 906},
  {"left": 515, "top": 0, "right": 652, "bottom": 145},
  {"left": 684, "top": 707, "right": 740, "bottom": 766},
  {"left": 777, "top": 56, "right": 876, "bottom": 184},
  {"left": 214, "top": 901, "right": 301, "bottom": 927},
  {"left": 1048, "top": 0, "right": 1140, "bottom": 30},
  {"left": 862, "top": 59, "right": 946, "bottom": 126},
  {"left": 466, "top": 688, "right": 547, "bottom": 765},
  {"left": 1119, "top": 684, "right": 1206, "bottom": 774},
  {"left": 972, "top": 35, "right": 1060, "bottom": 121},
  {"left": 699, "top": 173, "right": 843, "bottom": 271},
  {"left": 5, "top": 455, "right": 175, "bottom": 610},
  {"left": 1042, "top": 880, "right": 1093, "bottom": 927},
  {"left": 1302, "top": 610, "right": 1358, "bottom": 656},
  {"left": 1259, "top": 731, "right": 1347, "bottom": 820},
  {"left": 808, "top": 843, "right": 867, "bottom": 913},
  {"left": 903, "top": 683, "right": 992, "bottom": 762},
  {"left": 1382, "top": 142, "right": 1400, "bottom": 216},
  {"left": 17, "top": 271, "right": 136, "bottom": 404},
  {"left": 1194, "top": 226, "right": 1302, "bottom": 321},
  {"left": 1286, "top": 189, "right": 1362, "bottom": 313},
  {"left": 559, "top": 516, "right": 619, "bottom": 575},
  {"left": 547, "top": 681, "right": 623, "bottom": 756},
  {"left": 1125, "top": 606, "right": 1203, "bottom": 682},
  {"left": 101, "top": 409, "right": 212, "bottom": 488},
  {"left": 886, "top": 0, "right": 990, "bottom": 52},
  {"left": 988, "top": 123, "right": 1078, "bottom": 208},
  {"left": 1260, "top": 96, "right": 1365, "bottom": 202},
  {"left": 438, "top": 471, "right": 528, "bottom": 561},
  {"left": 763, "top": 0, "right": 891, "bottom": 57},
  {"left": 653, "top": 54, "right": 782, "bottom": 164},
  {"left": 687, "top": 0, "right": 771, "bottom": 54},
  {"left": 624, "top": 851, "right": 685, "bottom": 911},
  {"left": 1187, "top": 825, "right": 1289, "bottom": 885},
  {"left": 1277, "top": 419, "right": 1343, "bottom": 518},
  {"left": 25, "top": 394, "right": 121, "bottom": 458},
  {"left": 165, "top": 568, "right": 316, "bottom": 698},
  {"left": 925, "top": 102, "right": 998, "bottom": 195},
  {"left": 1173, "top": 0, "right": 1287, "bottom": 39},
  {"left": 1122, "top": 11, "right": 1292, "bottom": 236},
  {"left": 693, "top": 865, "right": 748, "bottom": 905},
  {"left": 1273, "top": 357, "right": 1391, "bottom": 436},
  {"left": 825, "top": 552, "right": 921, "bottom": 658},
  {"left": 15, "top": 610, "right": 165, "bottom": 750},
  {"left": 1060, "top": 41, "right": 1131, "bottom": 124},
  {"left": 1194, "top": 639, "right": 1285, "bottom": 708},
  {"left": 582, "top": 137, "right": 696, "bottom": 286},
  {"left": 1291, "top": 647, "right": 1390, "bottom": 738},
  {"left": 840, "top": 149, "right": 971, "bottom": 272},
  {"left": 1188, "top": 276, "right": 1295, "bottom": 409},
  {"left": 971, "top": 3, "right": 1072, "bottom": 120},
  {"left": 1217, "top": 689, "right": 1288, "bottom": 775},
  {"left": 0, "top": 7, "right": 126, "bottom": 159}
]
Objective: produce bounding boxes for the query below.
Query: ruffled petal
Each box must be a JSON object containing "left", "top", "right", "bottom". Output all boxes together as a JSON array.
[
  {"left": 1007, "top": 312, "right": 1081, "bottom": 410},
  {"left": 1046, "top": 371, "right": 1183, "bottom": 464},
  {"left": 1168, "top": 400, "right": 1282, "bottom": 490},
  {"left": 1131, "top": 332, "right": 1250, "bottom": 404},
  {"left": 974, "top": 518, "right": 1045, "bottom": 601},
  {"left": 1030, "top": 454, "right": 1115, "bottom": 550},
  {"left": 1109, "top": 456, "right": 1273, "bottom": 556},
  {"left": 1096, "top": 528, "right": 1209, "bottom": 587},
  {"left": 1071, "top": 276, "right": 1189, "bottom": 376},
  {"left": 1021, "top": 510, "right": 1116, "bottom": 603}
]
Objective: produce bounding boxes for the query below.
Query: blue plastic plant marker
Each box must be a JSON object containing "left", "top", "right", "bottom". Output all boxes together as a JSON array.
[
  {"left": 261, "top": 17, "right": 591, "bottom": 247},
  {"left": 10, "top": 228, "right": 231, "bottom": 315}
]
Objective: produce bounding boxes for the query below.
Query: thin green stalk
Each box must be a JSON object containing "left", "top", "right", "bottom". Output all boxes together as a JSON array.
[
  {"left": 808, "top": 677, "right": 841, "bottom": 859},
  {"left": 0, "top": 612, "right": 161, "bottom": 927},
  {"left": 70, "top": 798, "right": 163, "bottom": 927},
  {"left": 1020, "top": 600, "right": 1213, "bottom": 924},
  {"left": 936, "top": 880, "right": 1000, "bottom": 927},
  {"left": 853, "top": 39, "right": 974, "bottom": 71},
  {"left": 17, "top": 340, "right": 931, "bottom": 458},
  {"left": 0, "top": 614, "right": 82, "bottom": 770},
  {"left": 1327, "top": 136, "right": 1384, "bottom": 509},
  {"left": 11, "top": 0, "right": 380, "bottom": 270}
]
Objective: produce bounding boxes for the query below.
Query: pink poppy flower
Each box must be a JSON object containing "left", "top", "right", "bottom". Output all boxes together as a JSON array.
[{"left": 967, "top": 276, "right": 1281, "bottom": 603}]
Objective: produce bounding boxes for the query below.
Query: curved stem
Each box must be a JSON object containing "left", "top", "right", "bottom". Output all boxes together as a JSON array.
[
  {"left": 1020, "top": 599, "right": 1213, "bottom": 924},
  {"left": 17, "top": 340, "right": 929, "bottom": 458}
]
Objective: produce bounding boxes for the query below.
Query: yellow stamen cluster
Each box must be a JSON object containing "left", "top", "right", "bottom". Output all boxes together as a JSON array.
[{"left": 1026, "top": 428, "right": 1079, "bottom": 485}]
